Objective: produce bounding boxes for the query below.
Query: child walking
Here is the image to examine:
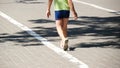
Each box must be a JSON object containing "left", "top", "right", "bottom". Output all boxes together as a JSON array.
[{"left": 46, "top": 0, "right": 78, "bottom": 51}]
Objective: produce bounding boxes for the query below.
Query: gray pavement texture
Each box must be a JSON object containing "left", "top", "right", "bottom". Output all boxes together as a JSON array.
[{"left": 0, "top": 0, "right": 120, "bottom": 68}]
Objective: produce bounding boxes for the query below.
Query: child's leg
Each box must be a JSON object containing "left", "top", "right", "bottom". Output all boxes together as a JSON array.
[
  {"left": 56, "top": 18, "right": 69, "bottom": 40},
  {"left": 56, "top": 19, "right": 65, "bottom": 40},
  {"left": 56, "top": 18, "right": 69, "bottom": 50},
  {"left": 62, "top": 18, "right": 69, "bottom": 50},
  {"left": 62, "top": 18, "right": 69, "bottom": 38}
]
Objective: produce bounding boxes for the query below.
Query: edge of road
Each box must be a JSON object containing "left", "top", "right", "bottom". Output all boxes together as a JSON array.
[{"left": 73, "top": 0, "right": 120, "bottom": 14}]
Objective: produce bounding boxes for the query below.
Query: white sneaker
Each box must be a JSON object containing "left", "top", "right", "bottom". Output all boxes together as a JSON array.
[{"left": 63, "top": 38, "right": 69, "bottom": 51}]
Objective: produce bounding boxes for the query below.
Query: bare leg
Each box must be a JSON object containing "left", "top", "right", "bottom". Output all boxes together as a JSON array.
[
  {"left": 62, "top": 18, "right": 69, "bottom": 50},
  {"left": 56, "top": 18, "right": 69, "bottom": 50},
  {"left": 56, "top": 19, "right": 65, "bottom": 40},
  {"left": 56, "top": 18, "right": 69, "bottom": 40},
  {"left": 62, "top": 18, "right": 69, "bottom": 38}
]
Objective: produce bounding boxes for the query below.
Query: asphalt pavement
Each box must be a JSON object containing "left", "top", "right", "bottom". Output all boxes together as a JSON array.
[{"left": 0, "top": 0, "right": 120, "bottom": 68}]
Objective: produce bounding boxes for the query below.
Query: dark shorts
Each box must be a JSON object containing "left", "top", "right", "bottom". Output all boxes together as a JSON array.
[{"left": 55, "top": 10, "right": 70, "bottom": 20}]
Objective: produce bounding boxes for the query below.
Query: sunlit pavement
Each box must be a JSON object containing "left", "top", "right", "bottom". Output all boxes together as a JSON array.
[{"left": 0, "top": 0, "right": 120, "bottom": 68}]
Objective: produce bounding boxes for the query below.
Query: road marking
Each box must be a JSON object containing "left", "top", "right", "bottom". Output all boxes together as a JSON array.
[
  {"left": 0, "top": 11, "right": 88, "bottom": 68},
  {"left": 73, "top": 0, "right": 119, "bottom": 14}
]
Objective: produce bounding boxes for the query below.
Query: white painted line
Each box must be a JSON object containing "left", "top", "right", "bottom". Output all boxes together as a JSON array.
[
  {"left": 0, "top": 11, "right": 88, "bottom": 68},
  {"left": 73, "top": 0, "right": 119, "bottom": 14}
]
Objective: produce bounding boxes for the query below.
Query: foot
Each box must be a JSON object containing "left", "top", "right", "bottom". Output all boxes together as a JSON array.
[
  {"left": 60, "top": 40, "right": 63, "bottom": 48},
  {"left": 63, "top": 38, "right": 69, "bottom": 51}
]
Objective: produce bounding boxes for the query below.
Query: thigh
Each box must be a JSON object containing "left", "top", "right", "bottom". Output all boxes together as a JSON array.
[
  {"left": 55, "top": 19, "right": 63, "bottom": 26},
  {"left": 63, "top": 18, "right": 69, "bottom": 28}
]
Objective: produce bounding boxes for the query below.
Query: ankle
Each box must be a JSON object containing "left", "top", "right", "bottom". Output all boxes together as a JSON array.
[{"left": 62, "top": 37, "right": 68, "bottom": 41}]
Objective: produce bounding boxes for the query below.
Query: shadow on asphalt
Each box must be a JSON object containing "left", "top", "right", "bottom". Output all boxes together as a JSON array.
[
  {"left": 0, "top": 16, "right": 120, "bottom": 49},
  {"left": 0, "top": 32, "right": 43, "bottom": 46},
  {"left": 29, "top": 19, "right": 54, "bottom": 23},
  {"left": 110, "top": 11, "right": 120, "bottom": 15},
  {"left": 0, "top": 0, "right": 45, "bottom": 4},
  {"left": 15, "top": 0, "right": 45, "bottom": 4},
  {"left": 69, "top": 16, "right": 120, "bottom": 50}
]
